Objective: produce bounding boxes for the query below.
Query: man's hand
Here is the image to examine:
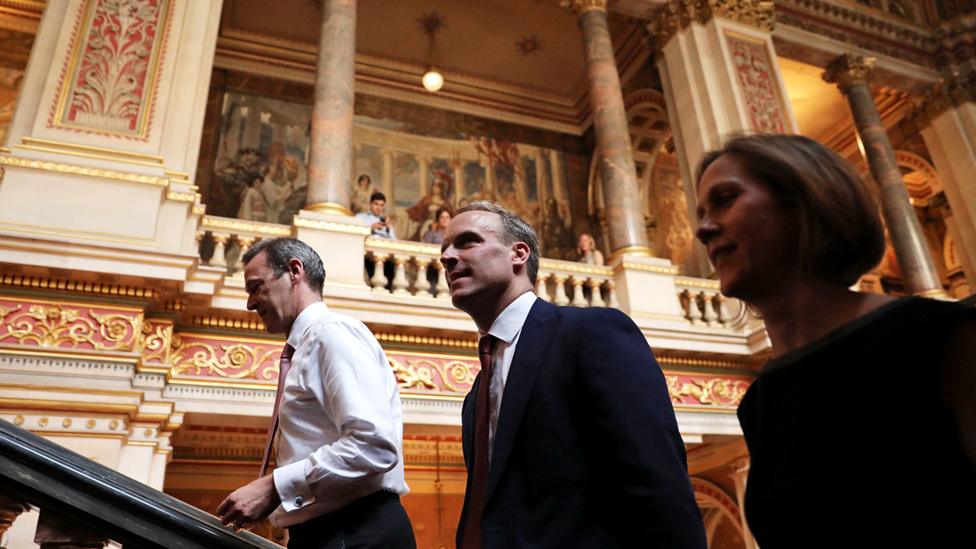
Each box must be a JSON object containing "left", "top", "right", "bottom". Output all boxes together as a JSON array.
[
  {"left": 371, "top": 222, "right": 385, "bottom": 231},
  {"left": 216, "top": 474, "right": 281, "bottom": 530}
]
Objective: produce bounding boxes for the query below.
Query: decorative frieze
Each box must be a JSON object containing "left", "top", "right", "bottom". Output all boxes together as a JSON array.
[
  {"left": 725, "top": 31, "right": 788, "bottom": 132},
  {"left": 0, "top": 296, "right": 143, "bottom": 353},
  {"left": 390, "top": 351, "right": 478, "bottom": 394},
  {"left": 49, "top": 0, "right": 174, "bottom": 139},
  {"left": 666, "top": 373, "right": 752, "bottom": 407},
  {"left": 558, "top": 0, "right": 608, "bottom": 14},
  {"left": 170, "top": 332, "right": 282, "bottom": 383},
  {"left": 649, "top": 0, "right": 775, "bottom": 51}
]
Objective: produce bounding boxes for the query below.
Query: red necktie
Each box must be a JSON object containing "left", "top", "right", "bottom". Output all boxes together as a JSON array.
[
  {"left": 462, "top": 335, "right": 495, "bottom": 549},
  {"left": 259, "top": 343, "right": 294, "bottom": 478}
]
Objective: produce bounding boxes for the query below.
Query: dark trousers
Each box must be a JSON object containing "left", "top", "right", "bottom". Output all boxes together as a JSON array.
[{"left": 287, "top": 491, "right": 415, "bottom": 549}]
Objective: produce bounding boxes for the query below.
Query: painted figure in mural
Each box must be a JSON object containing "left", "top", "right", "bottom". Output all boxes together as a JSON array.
[
  {"left": 694, "top": 134, "right": 976, "bottom": 547},
  {"left": 261, "top": 142, "right": 300, "bottom": 224},
  {"left": 441, "top": 201, "right": 706, "bottom": 549},
  {"left": 237, "top": 173, "right": 269, "bottom": 222},
  {"left": 404, "top": 171, "right": 452, "bottom": 241},
  {"left": 351, "top": 173, "right": 374, "bottom": 214},
  {"left": 540, "top": 197, "right": 572, "bottom": 259},
  {"left": 572, "top": 232, "right": 604, "bottom": 266},
  {"left": 217, "top": 238, "right": 415, "bottom": 547}
]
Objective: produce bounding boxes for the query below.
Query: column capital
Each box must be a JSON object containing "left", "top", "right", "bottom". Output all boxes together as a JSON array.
[
  {"left": 905, "top": 70, "right": 976, "bottom": 131},
  {"left": 647, "top": 0, "right": 775, "bottom": 52},
  {"left": 822, "top": 53, "right": 875, "bottom": 91},
  {"left": 559, "top": 0, "right": 608, "bottom": 15}
]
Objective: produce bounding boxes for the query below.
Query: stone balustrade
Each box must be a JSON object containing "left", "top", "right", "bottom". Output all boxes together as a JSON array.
[
  {"left": 674, "top": 276, "right": 744, "bottom": 327},
  {"left": 363, "top": 237, "right": 450, "bottom": 298},
  {"left": 535, "top": 258, "right": 618, "bottom": 308},
  {"left": 196, "top": 216, "right": 291, "bottom": 275}
]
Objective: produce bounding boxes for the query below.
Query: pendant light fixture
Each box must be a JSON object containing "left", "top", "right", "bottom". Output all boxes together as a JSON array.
[{"left": 418, "top": 12, "right": 445, "bottom": 92}]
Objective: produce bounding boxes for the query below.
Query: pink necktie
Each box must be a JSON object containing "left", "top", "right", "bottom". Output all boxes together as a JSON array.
[{"left": 259, "top": 343, "right": 294, "bottom": 478}]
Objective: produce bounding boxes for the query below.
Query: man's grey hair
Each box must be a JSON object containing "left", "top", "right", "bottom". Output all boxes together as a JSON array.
[
  {"left": 242, "top": 238, "right": 326, "bottom": 295},
  {"left": 456, "top": 201, "right": 540, "bottom": 283}
]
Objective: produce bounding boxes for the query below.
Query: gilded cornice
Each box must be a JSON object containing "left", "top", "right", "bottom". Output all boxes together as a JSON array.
[
  {"left": 648, "top": 0, "right": 775, "bottom": 51},
  {"left": 293, "top": 217, "right": 371, "bottom": 236},
  {"left": 0, "top": 155, "right": 169, "bottom": 187},
  {"left": 0, "top": 273, "right": 158, "bottom": 300},
  {"left": 822, "top": 53, "right": 875, "bottom": 91},
  {"left": 905, "top": 70, "right": 976, "bottom": 130}
]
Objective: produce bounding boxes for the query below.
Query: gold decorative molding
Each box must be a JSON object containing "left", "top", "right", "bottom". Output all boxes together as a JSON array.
[
  {"left": 648, "top": 0, "right": 775, "bottom": 51},
  {"left": 822, "top": 53, "right": 875, "bottom": 91},
  {"left": 18, "top": 136, "right": 165, "bottom": 166},
  {"left": 189, "top": 315, "right": 267, "bottom": 332},
  {"left": 140, "top": 319, "right": 173, "bottom": 367},
  {"left": 559, "top": 0, "right": 608, "bottom": 14},
  {"left": 201, "top": 215, "right": 292, "bottom": 237},
  {"left": 305, "top": 202, "right": 354, "bottom": 217},
  {"left": 674, "top": 277, "right": 721, "bottom": 290},
  {"left": 0, "top": 155, "right": 169, "bottom": 186},
  {"left": 0, "top": 273, "right": 158, "bottom": 299},
  {"left": 613, "top": 261, "right": 680, "bottom": 275},
  {"left": 608, "top": 245, "right": 654, "bottom": 264},
  {"left": 656, "top": 354, "right": 762, "bottom": 371},
  {"left": 374, "top": 332, "right": 478, "bottom": 350},
  {"left": 166, "top": 191, "right": 197, "bottom": 203},
  {"left": 170, "top": 332, "right": 282, "bottom": 382},
  {"left": 389, "top": 353, "right": 477, "bottom": 393},
  {"left": 294, "top": 216, "right": 371, "bottom": 236},
  {"left": 666, "top": 374, "right": 751, "bottom": 407}
]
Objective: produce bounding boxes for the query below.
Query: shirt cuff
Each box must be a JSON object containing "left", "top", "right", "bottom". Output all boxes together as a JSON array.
[{"left": 273, "top": 459, "right": 316, "bottom": 512}]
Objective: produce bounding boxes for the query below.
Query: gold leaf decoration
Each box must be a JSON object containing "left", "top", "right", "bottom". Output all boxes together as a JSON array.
[{"left": 0, "top": 301, "right": 140, "bottom": 351}]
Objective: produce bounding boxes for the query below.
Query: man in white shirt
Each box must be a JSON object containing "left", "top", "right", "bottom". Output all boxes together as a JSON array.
[
  {"left": 440, "top": 202, "right": 705, "bottom": 549},
  {"left": 217, "top": 238, "right": 414, "bottom": 548},
  {"left": 355, "top": 191, "right": 397, "bottom": 239}
]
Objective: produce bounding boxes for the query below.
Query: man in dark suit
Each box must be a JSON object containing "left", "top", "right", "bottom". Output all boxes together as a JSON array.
[{"left": 439, "top": 201, "right": 706, "bottom": 548}]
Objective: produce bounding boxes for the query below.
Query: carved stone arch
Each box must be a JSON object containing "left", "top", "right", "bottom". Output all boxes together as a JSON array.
[
  {"left": 691, "top": 477, "right": 746, "bottom": 548},
  {"left": 894, "top": 150, "right": 943, "bottom": 201}
]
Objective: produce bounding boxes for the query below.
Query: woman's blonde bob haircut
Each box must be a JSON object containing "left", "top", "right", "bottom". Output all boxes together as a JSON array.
[{"left": 696, "top": 134, "right": 885, "bottom": 287}]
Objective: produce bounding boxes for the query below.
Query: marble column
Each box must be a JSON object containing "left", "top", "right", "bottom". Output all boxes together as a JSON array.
[
  {"left": 563, "top": 0, "right": 651, "bottom": 258},
  {"left": 823, "top": 54, "right": 945, "bottom": 297},
  {"left": 306, "top": 0, "right": 357, "bottom": 216}
]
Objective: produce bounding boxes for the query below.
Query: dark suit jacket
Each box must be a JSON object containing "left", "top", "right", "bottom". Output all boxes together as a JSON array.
[{"left": 457, "top": 300, "right": 706, "bottom": 548}]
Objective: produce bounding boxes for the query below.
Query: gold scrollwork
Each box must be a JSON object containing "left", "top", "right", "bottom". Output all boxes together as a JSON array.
[
  {"left": 0, "top": 303, "right": 140, "bottom": 351},
  {"left": 666, "top": 376, "right": 749, "bottom": 406},
  {"left": 389, "top": 357, "right": 476, "bottom": 393},
  {"left": 172, "top": 340, "right": 280, "bottom": 381},
  {"left": 140, "top": 320, "right": 173, "bottom": 364}
]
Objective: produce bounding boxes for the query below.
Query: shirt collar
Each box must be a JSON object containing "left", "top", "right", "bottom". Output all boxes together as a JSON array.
[
  {"left": 485, "top": 291, "right": 537, "bottom": 344},
  {"left": 287, "top": 301, "right": 328, "bottom": 349}
]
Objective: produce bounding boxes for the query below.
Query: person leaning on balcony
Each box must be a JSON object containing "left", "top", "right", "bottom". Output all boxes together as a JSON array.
[
  {"left": 440, "top": 201, "right": 706, "bottom": 549},
  {"left": 694, "top": 134, "right": 976, "bottom": 548},
  {"left": 355, "top": 191, "right": 397, "bottom": 240},
  {"left": 216, "top": 238, "right": 415, "bottom": 548}
]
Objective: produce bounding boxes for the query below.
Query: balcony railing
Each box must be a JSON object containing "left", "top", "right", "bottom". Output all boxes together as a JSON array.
[{"left": 0, "top": 418, "right": 281, "bottom": 548}]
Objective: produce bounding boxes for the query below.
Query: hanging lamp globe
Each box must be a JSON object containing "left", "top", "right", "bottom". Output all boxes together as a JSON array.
[{"left": 422, "top": 68, "right": 444, "bottom": 92}]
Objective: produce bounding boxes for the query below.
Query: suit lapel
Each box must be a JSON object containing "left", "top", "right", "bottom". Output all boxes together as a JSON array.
[{"left": 486, "top": 299, "right": 558, "bottom": 502}]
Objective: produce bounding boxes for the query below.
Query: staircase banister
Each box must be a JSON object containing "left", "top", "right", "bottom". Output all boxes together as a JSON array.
[{"left": 0, "top": 419, "right": 281, "bottom": 548}]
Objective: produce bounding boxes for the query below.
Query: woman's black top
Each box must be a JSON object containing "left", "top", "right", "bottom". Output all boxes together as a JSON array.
[{"left": 738, "top": 297, "right": 976, "bottom": 547}]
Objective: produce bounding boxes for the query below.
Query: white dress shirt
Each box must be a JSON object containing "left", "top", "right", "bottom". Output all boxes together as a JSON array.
[
  {"left": 355, "top": 211, "right": 397, "bottom": 239},
  {"left": 270, "top": 302, "right": 408, "bottom": 527},
  {"left": 484, "top": 291, "right": 537, "bottom": 462}
]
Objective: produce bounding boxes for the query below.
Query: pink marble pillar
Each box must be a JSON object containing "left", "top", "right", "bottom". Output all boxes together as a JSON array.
[
  {"left": 823, "top": 54, "right": 945, "bottom": 297},
  {"left": 306, "top": 0, "right": 357, "bottom": 216},
  {"left": 566, "top": 0, "right": 651, "bottom": 258}
]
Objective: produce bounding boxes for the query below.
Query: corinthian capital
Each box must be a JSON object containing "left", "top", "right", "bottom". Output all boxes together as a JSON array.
[
  {"left": 559, "top": 0, "right": 608, "bottom": 14},
  {"left": 647, "top": 0, "right": 774, "bottom": 52},
  {"left": 822, "top": 53, "right": 875, "bottom": 91}
]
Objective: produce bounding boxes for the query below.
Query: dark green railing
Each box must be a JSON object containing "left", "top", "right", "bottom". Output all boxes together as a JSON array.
[{"left": 0, "top": 418, "right": 281, "bottom": 548}]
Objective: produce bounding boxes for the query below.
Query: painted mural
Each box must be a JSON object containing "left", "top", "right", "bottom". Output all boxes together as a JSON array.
[{"left": 206, "top": 91, "right": 587, "bottom": 258}]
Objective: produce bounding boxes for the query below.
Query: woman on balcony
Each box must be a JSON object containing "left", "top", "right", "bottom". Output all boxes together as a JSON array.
[{"left": 694, "top": 134, "right": 976, "bottom": 547}]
